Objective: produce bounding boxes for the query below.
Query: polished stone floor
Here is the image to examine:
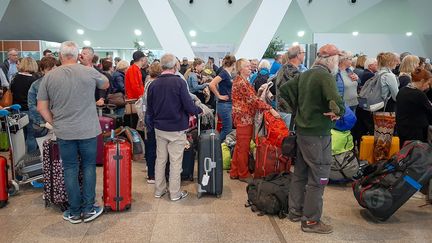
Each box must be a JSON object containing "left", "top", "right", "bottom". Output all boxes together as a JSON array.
[{"left": 1, "top": 161, "right": 432, "bottom": 243}]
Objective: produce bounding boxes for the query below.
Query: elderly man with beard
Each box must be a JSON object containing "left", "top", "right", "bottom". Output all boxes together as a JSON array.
[{"left": 279, "top": 44, "right": 345, "bottom": 234}]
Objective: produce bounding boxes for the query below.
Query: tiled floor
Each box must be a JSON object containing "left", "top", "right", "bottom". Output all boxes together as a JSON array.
[{"left": 1, "top": 162, "right": 432, "bottom": 243}]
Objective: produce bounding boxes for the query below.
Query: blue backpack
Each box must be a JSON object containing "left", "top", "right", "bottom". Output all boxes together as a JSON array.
[{"left": 334, "top": 104, "right": 356, "bottom": 131}]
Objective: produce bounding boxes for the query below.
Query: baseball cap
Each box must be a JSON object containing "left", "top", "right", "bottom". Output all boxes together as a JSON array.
[{"left": 317, "top": 44, "right": 341, "bottom": 58}]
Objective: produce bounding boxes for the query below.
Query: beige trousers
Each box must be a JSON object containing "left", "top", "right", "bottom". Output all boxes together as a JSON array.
[{"left": 154, "top": 129, "right": 187, "bottom": 199}]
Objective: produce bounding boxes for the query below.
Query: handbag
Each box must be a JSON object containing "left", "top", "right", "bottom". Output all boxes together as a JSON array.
[
  {"left": 125, "top": 99, "right": 137, "bottom": 115},
  {"left": 0, "top": 89, "right": 12, "bottom": 107},
  {"left": 107, "top": 92, "right": 125, "bottom": 107},
  {"left": 281, "top": 113, "right": 296, "bottom": 158}
]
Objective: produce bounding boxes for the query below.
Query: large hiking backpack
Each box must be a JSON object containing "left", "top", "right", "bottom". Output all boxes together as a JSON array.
[
  {"left": 246, "top": 172, "right": 291, "bottom": 218},
  {"left": 353, "top": 141, "right": 432, "bottom": 221},
  {"left": 358, "top": 71, "right": 388, "bottom": 112}
]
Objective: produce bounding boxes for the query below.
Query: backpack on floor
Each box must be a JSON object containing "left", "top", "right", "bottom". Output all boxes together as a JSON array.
[
  {"left": 330, "top": 150, "right": 360, "bottom": 181},
  {"left": 245, "top": 172, "right": 291, "bottom": 218}
]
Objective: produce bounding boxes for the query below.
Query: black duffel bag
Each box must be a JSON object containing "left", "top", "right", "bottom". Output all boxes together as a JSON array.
[
  {"left": 353, "top": 141, "right": 432, "bottom": 221},
  {"left": 245, "top": 172, "right": 291, "bottom": 218}
]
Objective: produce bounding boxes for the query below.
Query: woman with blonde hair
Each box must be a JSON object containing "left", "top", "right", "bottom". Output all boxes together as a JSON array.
[
  {"left": 187, "top": 58, "right": 208, "bottom": 103},
  {"left": 396, "top": 68, "right": 432, "bottom": 147},
  {"left": 398, "top": 55, "right": 419, "bottom": 88},
  {"left": 354, "top": 55, "right": 367, "bottom": 78},
  {"left": 10, "top": 56, "right": 39, "bottom": 152},
  {"left": 376, "top": 52, "right": 399, "bottom": 112},
  {"left": 230, "top": 58, "right": 280, "bottom": 182}
]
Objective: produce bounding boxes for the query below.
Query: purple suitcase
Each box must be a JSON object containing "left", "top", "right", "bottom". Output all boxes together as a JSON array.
[{"left": 97, "top": 116, "right": 114, "bottom": 165}]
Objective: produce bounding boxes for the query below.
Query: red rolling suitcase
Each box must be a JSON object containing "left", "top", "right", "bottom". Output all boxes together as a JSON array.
[
  {"left": 103, "top": 137, "right": 132, "bottom": 212},
  {"left": 97, "top": 116, "right": 114, "bottom": 165},
  {"left": 0, "top": 156, "right": 8, "bottom": 208}
]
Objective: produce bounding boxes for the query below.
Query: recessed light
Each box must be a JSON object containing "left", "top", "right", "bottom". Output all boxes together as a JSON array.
[
  {"left": 191, "top": 42, "right": 197, "bottom": 46},
  {"left": 406, "top": 32, "right": 413, "bottom": 36},
  {"left": 138, "top": 41, "right": 145, "bottom": 46},
  {"left": 297, "top": 31, "right": 305, "bottom": 37},
  {"left": 292, "top": 42, "right": 299, "bottom": 46},
  {"left": 352, "top": 31, "right": 359, "bottom": 36},
  {"left": 83, "top": 40, "right": 91, "bottom": 46},
  {"left": 189, "top": 30, "right": 197, "bottom": 37},
  {"left": 134, "top": 29, "right": 142, "bottom": 36},
  {"left": 76, "top": 29, "right": 84, "bottom": 35}
]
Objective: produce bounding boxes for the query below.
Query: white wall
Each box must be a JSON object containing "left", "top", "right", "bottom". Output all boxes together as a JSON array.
[{"left": 313, "top": 33, "right": 430, "bottom": 58}]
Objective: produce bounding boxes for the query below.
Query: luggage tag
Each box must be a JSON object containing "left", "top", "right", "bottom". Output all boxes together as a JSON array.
[{"left": 202, "top": 174, "right": 210, "bottom": 186}]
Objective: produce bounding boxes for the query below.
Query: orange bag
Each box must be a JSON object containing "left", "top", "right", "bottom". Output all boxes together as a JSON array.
[{"left": 263, "top": 111, "right": 289, "bottom": 147}]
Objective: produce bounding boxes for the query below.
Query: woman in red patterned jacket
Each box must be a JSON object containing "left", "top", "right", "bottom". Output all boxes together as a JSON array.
[{"left": 231, "top": 58, "right": 280, "bottom": 182}]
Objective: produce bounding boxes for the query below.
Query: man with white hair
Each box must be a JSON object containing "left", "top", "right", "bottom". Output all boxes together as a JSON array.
[
  {"left": 0, "top": 48, "right": 19, "bottom": 82},
  {"left": 146, "top": 53, "right": 202, "bottom": 201},
  {"left": 275, "top": 45, "right": 305, "bottom": 113},
  {"left": 360, "top": 57, "right": 378, "bottom": 87},
  {"left": 37, "top": 41, "right": 109, "bottom": 224},
  {"left": 279, "top": 44, "right": 345, "bottom": 234}
]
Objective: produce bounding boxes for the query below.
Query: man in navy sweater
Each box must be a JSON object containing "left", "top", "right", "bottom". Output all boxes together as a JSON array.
[{"left": 147, "top": 53, "right": 203, "bottom": 201}]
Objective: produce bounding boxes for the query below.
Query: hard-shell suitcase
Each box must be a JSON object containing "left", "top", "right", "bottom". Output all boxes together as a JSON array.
[
  {"left": 359, "top": 135, "right": 400, "bottom": 164},
  {"left": 42, "top": 139, "right": 69, "bottom": 211},
  {"left": 103, "top": 138, "right": 132, "bottom": 212},
  {"left": 353, "top": 141, "right": 432, "bottom": 221},
  {"left": 96, "top": 116, "right": 115, "bottom": 165},
  {"left": 166, "top": 147, "right": 195, "bottom": 181},
  {"left": 197, "top": 128, "right": 223, "bottom": 198},
  {"left": 0, "top": 156, "right": 8, "bottom": 208}
]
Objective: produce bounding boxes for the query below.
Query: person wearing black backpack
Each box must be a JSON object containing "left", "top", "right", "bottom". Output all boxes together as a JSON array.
[{"left": 251, "top": 60, "right": 270, "bottom": 92}]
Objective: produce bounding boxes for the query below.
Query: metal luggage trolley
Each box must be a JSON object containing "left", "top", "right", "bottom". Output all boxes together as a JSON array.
[{"left": 0, "top": 104, "right": 43, "bottom": 195}]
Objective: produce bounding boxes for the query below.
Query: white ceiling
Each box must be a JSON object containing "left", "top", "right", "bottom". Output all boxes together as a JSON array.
[{"left": 0, "top": 0, "right": 431, "bottom": 54}]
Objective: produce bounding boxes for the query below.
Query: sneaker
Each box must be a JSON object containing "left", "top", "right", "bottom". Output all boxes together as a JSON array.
[
  {"left": 83, "top": 206, "right": 104, "bottom": 223},
  {"left": 301, "top": 221, "right": 333, "bottom": 234},
  {"left": 171, "top": 190, "right": 188, "bottom": 201},
  {"left": 147, "top": 178, "right": 155, "bottom": 184},
  {"left": 63, "top": 210, "right": 82, "bottom": 224},
  {"left": 154, "top": 189, "right": 167, "bottom": 198},
  {"left": 288, "top": 212, "right": 302, "bottom": 222}
]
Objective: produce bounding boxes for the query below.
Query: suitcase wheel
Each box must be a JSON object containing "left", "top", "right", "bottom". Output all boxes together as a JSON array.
[
  {"left": 104, "top": 206, "right": 112, "bottom": 212},
  {"left": 197, "top": 193, "right": 203, "bottom": 199},
  {"left": 59, "top": 203, "right": 69, "bottom": 212},
  {"left": 8, "top": 180, "right": 19, "bottom": 196},
  {"left": 216, "top": 194, "right": 222, "bottom": 199},
  {"left": 0, "top": 200, "right": 7, "bottom": 208}
]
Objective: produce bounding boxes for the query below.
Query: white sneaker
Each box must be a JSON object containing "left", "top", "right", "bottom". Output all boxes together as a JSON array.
[
  {"left": 147, "top": 179, "right": 155, "bottom": 184},
  {"left": 171, "top": 191, "right": 188, "bottom": 201},
  {"left": 154, "top": 189, "right": 167, "bottom": 198}
]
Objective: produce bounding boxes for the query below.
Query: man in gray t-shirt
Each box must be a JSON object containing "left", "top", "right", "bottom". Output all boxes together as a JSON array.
[{"left": 37, "top": 41, "right": 109, "bottom": 224}]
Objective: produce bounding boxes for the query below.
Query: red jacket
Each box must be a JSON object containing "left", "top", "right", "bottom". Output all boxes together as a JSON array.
[{"left": 125, "top": 64, "right": 144, "bottom": 99}]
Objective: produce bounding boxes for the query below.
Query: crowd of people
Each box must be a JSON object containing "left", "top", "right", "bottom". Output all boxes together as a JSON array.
[{"left": 0, "top": 41, "right": 431, "bottom": 234}]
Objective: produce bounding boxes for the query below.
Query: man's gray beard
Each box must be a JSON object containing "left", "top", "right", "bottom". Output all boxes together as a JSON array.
[{"left": 330, "top": 66, "right": 339, "bottom": 75}]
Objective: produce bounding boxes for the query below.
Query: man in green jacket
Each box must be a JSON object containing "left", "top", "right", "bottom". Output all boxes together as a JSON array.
[{"left": 279, "top": 44, "right": 345, "bottom": 234}]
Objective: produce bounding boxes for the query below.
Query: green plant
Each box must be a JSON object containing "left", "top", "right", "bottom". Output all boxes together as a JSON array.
[
  {"left": 133, "top": 40, "right": 142, "bottom": 51},
  {"left": 263, "top": 37, "right": 285, "bottom": 59}
]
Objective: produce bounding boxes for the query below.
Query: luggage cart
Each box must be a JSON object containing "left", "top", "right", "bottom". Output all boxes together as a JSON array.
[{"left": 0, "top": 105, "right": 43, "bottom": 195}]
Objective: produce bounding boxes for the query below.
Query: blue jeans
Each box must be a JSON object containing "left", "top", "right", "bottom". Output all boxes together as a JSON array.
[
  {"left": 217, "top": 101, "right": 232, "bottom": 142},
  {"left": 58, "top": 137, "right": 97, "bottom": 217},
  {"left": 22, "top": 111, "right": 38, "bottom": 153},
  {"left": 144, "top": 128, "right": 156, "bottom": 178},
  {"left": 115, "top": 107, "right": 125, "bottom": 117}
]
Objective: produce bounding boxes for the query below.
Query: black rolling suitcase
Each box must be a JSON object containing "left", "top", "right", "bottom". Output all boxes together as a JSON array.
[
  {"left": 166, "top": 147, "right": 195, "bottom": 181},
  {"left": 353, "top": 141, "right": 432, "bottom": 221},
  {"left": 197, "top": 116, "right": 223, "bottom": 198}
]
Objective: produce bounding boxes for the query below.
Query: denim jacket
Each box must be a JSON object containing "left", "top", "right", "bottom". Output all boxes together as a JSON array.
[
  {"left": 187, "top": 72, "right": 207, "bottom": 93},
  {"left": 27, "top": 78, "right": 45, "bottom": 126}
]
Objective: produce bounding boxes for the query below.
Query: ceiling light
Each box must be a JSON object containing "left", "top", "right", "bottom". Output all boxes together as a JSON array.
[
  {"left": 297, "top": 31, "right": 305, "bottom": 37},
  {"left": 134, "top": 29, "right": 142, "bottom": 36},
  {"left": 406, "top": 32, "right": 413, "bottom": 36},
  {"left": 352, "top": 31, "right": 359, "bottom": 36},
  {"left": 292, "top": 42, "right": 299, "bottom": 46},
  {"left": 189, "top": 30, "right": 197, "bottom": 37},
  {"left": 191, "top": 42, "right": 197, "bottom": 46},
  {"left": 76, "top": 29, "right": 84, "bottom": 35},
  {"left": 138, "top": 41, "right": 145, "bottom": 46},
  {"left": 83, "top": 40, "right": 91, "bottom": 46}
]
